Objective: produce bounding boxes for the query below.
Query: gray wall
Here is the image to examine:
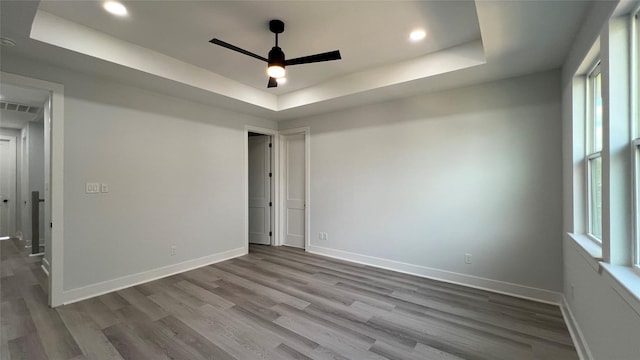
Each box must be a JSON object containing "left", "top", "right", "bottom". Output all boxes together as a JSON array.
[
  {"left": 1, "top": 55, "right": 276, "bottom": 292},
  {"left": 280, "top": 70, "right": 563, "bottom": 292}
]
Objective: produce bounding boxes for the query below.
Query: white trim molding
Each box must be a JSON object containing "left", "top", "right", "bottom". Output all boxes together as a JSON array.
[
  {"left": 561, "top": 296, "right": 594, "bottom": 360},
  {"left": 307, "top": 245, "right": 564, "bottom": 305},
  {"left": 61, "top": 246, "right": 246, "bottom": 305}
]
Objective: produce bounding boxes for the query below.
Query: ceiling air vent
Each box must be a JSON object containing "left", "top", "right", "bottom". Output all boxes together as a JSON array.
[{"left": 0, "top": 100, "right": 41, "bottom": 114}]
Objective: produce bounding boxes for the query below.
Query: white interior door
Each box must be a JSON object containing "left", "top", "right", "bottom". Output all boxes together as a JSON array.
[
  {"left": 248, "top": 135, "right": 271, "bottom": 245},
  {"left": 0, "top": 136, "right": 17, "bottom": 237},
  {"left": 283, "top": 134, "right": 305, "bottom": 248}
]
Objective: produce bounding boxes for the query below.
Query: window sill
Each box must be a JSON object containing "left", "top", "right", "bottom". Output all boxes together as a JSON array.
[
  {"left": 600, "top": 263, "right": 640, "bottom": 316},
  {"left": 567, "top": 232, "right": 603, "bottom": 271}
]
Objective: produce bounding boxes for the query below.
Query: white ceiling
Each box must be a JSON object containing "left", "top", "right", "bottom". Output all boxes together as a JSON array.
[
  {"left": 0, "top": 1, "right": 592, "bottom": 120},
  {"left": 37, "top": 0, "right": 482, "bottom": 95}
]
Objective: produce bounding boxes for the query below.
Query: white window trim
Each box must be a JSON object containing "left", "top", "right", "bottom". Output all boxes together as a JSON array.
[
  {"left": 632, "top": 6, "right": 640, "bottom": 275},
  {"left": 633, "top": 139, "right": 640, "bottom": 275}
]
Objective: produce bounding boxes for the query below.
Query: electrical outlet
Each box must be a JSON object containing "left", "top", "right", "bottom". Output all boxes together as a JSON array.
[
  {"left": 85, "top": 183, "right": 100, "bottom": 194},
  {"left": 171, "top": 246, "right": 176, "bottom": 256},
  {"left": 464, "top": 253, "right": 472, "bottom": 264},
  {"left": 324, "top": 232, "right": 329, "bottom": 241},
  {"left": 318, "top": 232, "right": 323, "bottom": 240}
]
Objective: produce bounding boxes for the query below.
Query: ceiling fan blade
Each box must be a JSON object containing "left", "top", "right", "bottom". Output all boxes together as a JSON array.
[
  {"left": 209, "top": 38, "right": 268, "bottom": 62},
  {"left": 267, "top": 77, "right": 278, "bottom": 88},
  {"left": 285, "top": 50, "right": 341, "bottom": 66}
]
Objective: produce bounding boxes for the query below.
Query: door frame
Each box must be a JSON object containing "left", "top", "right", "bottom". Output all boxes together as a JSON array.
[
  {"left": 0, "top": 135, "right": 17, "bottom": 237},
  {"left": 244, "top": 125, "right": 279, "bottom": 252},
  {"left": 279, "top": 127, "right": 310, "bottom": 250},
  {"left": 1, "top": 71, "right": 64, "bottom": 307}
]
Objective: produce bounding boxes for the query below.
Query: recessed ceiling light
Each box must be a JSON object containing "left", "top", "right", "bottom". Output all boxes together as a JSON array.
[
  {"left": 0, "top": 37, "right": 16, "bottom": 47},
  {"left": 409, "top": 30, "right": 426, "bottom": 42},
  {"left": 276, "top": 77, "right": 287, "bottom": 85},
  {"left": 103, "top": 1, "right": 128, "bottom": 16}
]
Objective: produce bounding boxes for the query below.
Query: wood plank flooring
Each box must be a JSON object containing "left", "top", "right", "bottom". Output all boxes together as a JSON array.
[{"left": 1, "top": 239, "right": 578, "bottom": 359}]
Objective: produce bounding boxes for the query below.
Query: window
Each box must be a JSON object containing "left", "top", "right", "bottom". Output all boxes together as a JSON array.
[{"left": 587, "top": 63, "right": 603, "bottom": 242}]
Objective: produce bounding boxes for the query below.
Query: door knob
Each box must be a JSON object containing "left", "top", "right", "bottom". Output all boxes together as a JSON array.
[{"left": 2, "top": 199, "right": 7, "bottom": 203}]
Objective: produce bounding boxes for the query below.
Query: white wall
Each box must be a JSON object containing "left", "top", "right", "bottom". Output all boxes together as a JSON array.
[
  {"left": 563, "top": 238, "right": 640, "bottom": 359},
  {"left": 1, "top": 55, "right": 276, "bottom": 298},
  {"left": 560, "top": 1, "right": 640, "bottom": 359},
  {"left": 280, "top": 70, "right": 563, "bottom": 295}
]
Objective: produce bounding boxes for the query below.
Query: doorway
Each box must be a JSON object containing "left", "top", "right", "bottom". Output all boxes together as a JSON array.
[
  {"left": 0, "top": 135, "right": 17, "bottom": 239},
  {"left": 248, "top": 132, "right": 273, "bottom": 245},
  {"left": 0, "top": 83, "right": 48, "bottom": 250},
  {"left": 244, "top": 126, "right": 309, "bottom": 252},
  {"left": 1, "top": 71, "right": 64, "bottom": 307},
  {"left": 245, "top": 126, "right": 279, "bottom": 251}
]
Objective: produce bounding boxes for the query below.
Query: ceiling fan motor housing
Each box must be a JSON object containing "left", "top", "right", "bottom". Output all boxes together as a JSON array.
[
  {"left": 268, "top": 46, "right": 285, "bottom": 68},
  {"left": 269, "top": 20, "right": 285, "bottom": 34}
]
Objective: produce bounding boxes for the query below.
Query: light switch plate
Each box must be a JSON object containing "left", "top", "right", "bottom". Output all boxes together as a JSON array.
[{"left": 101, "top": 183, "right": 109, "bottom": 193}]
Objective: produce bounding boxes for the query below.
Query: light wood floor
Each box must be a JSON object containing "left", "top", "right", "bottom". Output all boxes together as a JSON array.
[{"left": 1, "top": 239, "right": 578, "bottom": 359}]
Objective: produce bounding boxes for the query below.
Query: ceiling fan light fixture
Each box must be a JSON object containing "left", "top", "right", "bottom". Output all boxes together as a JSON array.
[{"left": 267, "top": 65, "right": 285, "bottom": 78}]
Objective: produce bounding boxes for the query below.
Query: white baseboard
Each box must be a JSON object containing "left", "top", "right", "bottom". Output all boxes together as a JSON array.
[
  {"left": 61, "top": 247, "right": 247, "bottom": 305},
  {"left": 307, "top": 245, "right": 563, "bottom": 305},
  {"left": 560, "top": 296, "right": 593, "bottom": 360},
  {"left": 42, "top": 257, "right": 50, "bottom": 268}
]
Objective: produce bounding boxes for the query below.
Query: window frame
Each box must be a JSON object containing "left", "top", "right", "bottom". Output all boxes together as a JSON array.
[
  {"left": 632, "top": 5, "right": 640, "bottom": 273},
  {"left": 586, "top": 62, "right": 603, "bottom": 243},
  {"left": 634, "top": 140, "right": 640, "bottom": 272}
]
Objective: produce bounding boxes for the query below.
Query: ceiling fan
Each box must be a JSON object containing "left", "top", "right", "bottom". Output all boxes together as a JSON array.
[{"left": 209, "top": 20, "right": 342, "bottom": 88}]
